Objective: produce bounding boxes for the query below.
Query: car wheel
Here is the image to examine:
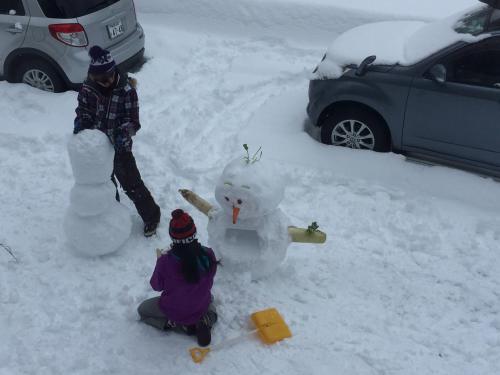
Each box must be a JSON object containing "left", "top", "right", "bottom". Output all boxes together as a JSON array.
[
  {"left": 320, "top": 107, "right": 391, "bottom": 152},
  {"left": 16, "top": 60, "right": 66, "bottom": 93}
]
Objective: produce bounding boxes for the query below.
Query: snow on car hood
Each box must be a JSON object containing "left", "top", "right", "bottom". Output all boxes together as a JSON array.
[{"left": 314, "top": 5, "right": 487, "bottom": 79}]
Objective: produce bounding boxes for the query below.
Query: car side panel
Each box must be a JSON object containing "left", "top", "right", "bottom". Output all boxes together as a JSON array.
[
  {"left": 0, "top": 1, "right": 30, "bottom": 76},
  {"left": 308, "top": 71, "right": 413, "bottom": 149},
  {"left": 404, "top": 80, "right": 500, "bottom": 166},
  {"left": 18, "top": 13, "right": 83, "bottom": 80},
  {"left": 403, "top": 146, "right": 500, "bottom": 178},
  {"left": 403, "top": 37, "right": 500, "bottom": 168}
]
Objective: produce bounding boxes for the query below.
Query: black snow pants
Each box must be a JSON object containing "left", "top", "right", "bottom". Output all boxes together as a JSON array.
[
  {"left": 113, "top": 151, "right": 161, "bottom": 225},
  {"left": 137, "top": 296, "right": 218, "bottom": 334}
]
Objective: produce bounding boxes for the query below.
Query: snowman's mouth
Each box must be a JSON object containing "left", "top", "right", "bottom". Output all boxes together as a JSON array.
[{"left": 225, "top": 228, "right": 260, "bottom": 251}]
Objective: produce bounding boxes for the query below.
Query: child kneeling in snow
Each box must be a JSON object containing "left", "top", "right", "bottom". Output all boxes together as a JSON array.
[{"left": 138, "top": 209, "right": 218, "bottom": 346}]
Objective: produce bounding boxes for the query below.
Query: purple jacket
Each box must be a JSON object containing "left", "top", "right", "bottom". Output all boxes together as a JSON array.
[{"left": 150, "top": 247, "right": 217, "bottom": 325}]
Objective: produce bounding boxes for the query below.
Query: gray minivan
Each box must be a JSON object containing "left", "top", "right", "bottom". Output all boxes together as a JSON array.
[
  {"left": 308, "top": 0, "right": 500, "bottom": 178},
  {"left": 0, "top": 0, "right": 144, "bottom": 92}
]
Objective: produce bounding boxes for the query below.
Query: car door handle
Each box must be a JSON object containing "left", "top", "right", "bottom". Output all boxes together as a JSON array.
[{"left": 6, "top": 24, "right": 23, "bottom": 34}]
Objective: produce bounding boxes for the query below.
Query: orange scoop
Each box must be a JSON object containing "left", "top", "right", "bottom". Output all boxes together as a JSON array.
[{"left": 189, "top": 308, "right": 292, "bottom": 364}]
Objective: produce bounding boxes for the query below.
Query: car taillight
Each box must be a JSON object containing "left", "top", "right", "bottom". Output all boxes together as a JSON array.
[{"left": 49, "top": 24, "right": 88, "bottom": 47}]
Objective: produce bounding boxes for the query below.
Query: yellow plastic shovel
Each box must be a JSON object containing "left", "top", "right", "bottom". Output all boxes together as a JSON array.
[{"left": 189, "top": 308, "right": 292, "bottom": 364}]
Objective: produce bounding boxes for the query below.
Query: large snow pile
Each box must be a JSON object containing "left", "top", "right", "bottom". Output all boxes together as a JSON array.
[{"left": 314, "top": 4, "right": 487, "bottom": 78}]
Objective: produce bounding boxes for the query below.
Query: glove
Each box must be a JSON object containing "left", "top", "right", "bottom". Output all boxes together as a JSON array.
[
  {"left": 73, "top": 118, "right": 83, "bottom": 134},
  {"left": 113, "top": 126, "right": 132, "bottom": 152},
  {"left": 73, "top": 118, "right": 94, "bottom": 134}
]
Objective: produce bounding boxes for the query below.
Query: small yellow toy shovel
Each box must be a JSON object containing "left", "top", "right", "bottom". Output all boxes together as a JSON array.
[{"left": 189, "top": 308, "right": 292, "bottom": 364}]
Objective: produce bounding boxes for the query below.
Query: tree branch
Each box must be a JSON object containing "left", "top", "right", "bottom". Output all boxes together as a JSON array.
[{"left": 0, "top": 243, "right": 18, "bottom": 263}]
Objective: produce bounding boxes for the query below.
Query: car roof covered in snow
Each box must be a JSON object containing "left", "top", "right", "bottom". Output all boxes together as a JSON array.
[{"left": 314, "top": 4, "right": 490, "bottom": 79}]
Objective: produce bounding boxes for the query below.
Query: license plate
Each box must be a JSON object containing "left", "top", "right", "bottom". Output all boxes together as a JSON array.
[{"left": 107, "top": 20, "right": 124, "bottom": 39}]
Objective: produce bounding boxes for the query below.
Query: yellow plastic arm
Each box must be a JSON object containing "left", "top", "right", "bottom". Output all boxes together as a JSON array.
[
  {"left": 288, "top": 226, "right": 327, "bottom": 244},
  {"left": 179, "top": 189, "right": 213, "bottom": 217}
]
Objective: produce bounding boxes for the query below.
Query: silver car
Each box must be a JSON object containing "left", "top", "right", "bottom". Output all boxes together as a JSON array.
[{"left": 0, "top": 0, "right": 144, "bottom": 92}]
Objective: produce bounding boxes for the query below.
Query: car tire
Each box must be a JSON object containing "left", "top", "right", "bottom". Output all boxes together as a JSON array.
[
  {"left": 16, "top": 59, "right": 66, "bottom": 93},
  {"left": 320, "top": 107, "right": 391, "bottom": 152}
]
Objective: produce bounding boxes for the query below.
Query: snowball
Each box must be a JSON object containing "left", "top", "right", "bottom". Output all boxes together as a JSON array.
[
  {"left": 64, "top": 202, "right": 132, "bottom": 257},
  {"left": 214, "top": 157, "right": 285, "bottom": 220},
  {"left": 69, "top": 181, "right": 116, "bottom": 217},
  {"left": 67, "top": 130, "right": 114, "bottom": 185}
]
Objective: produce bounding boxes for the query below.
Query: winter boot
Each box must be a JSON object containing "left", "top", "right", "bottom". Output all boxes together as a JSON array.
[
  {"left": 196, "top": 320, "right": 211, "bottom": 347},
  {"left": 144, "top": 221, "right": 159, "bottom": 237},
  {"left": 196, "top": 309, "right": 218, "bottom": 347}
]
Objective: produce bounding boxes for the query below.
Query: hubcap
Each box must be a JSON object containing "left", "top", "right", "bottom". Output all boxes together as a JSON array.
[
  {"left": 331, "top": 119, "right": 375, "bottom": 150},
  {"left": 22, "top": 69, "right": 55, "bottom": 92}
]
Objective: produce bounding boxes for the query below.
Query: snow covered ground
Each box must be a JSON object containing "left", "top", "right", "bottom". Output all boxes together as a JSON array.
[
  {"left": 1, "top": 0, "right": 499, "bottom": 374},
  {"left": 135, "top": 0, "right": 477, "bottom": 44}
]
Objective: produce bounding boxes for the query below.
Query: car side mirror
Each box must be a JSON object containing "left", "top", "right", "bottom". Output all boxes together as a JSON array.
[
  {"left": 428, "top": 64, "right": 447, "bottom": 84},
  {"left": 355, "top": 55, "right": 377, "bottom": 76}
]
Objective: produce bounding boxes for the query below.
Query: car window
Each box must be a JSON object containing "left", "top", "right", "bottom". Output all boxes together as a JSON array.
[
  {"left": 36, "top": 0, "right": 62, "bottom": 18},
  {"left": 454, "top": 6, "right": 491, "bottom": 35},
  {"left": 487, "top": 9, "right": 500, "bottom": 31},
  {"left": 445, "top": 48, "right": 500, "bottom": 87},
  {"left": 0, "top": 0, "right": 26, "bottom": 16},
  {"left": 36, "top": 0, "right": 121, "bottom": 19}
]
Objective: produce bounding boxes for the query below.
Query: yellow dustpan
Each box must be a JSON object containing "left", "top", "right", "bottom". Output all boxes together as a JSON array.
[{"left": 189, "top": 308, "right": 292, "bottom": 364}]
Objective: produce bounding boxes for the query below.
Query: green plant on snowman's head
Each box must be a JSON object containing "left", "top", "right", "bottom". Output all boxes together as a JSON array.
[{"left": 243, "top": 144, "right": 263, "bottom": 164}]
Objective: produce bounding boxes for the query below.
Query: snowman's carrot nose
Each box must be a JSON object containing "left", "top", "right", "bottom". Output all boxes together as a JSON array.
[{"left": 232, "top": 206, "right": 240, "bottom": 224}]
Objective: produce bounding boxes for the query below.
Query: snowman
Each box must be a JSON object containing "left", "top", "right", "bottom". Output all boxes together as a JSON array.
[
  {"left": 64, "top": 130, "right": 132, "bottom": 257},
  {"left": 180, "top": 146, "right": 326, "bottom": 280}
]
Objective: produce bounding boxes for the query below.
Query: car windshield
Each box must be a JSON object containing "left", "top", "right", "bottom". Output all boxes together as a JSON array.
[
  {"left": 454, "top": 5, "right": 491, "bottom": 35},
  {"left": 37, "top": 0, "right": 121, "bottom": 19}
]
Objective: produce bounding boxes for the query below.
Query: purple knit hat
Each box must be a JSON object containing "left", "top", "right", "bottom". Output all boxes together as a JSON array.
[{"left": 88, "top": 46, "right": 116, "bottom": 75}]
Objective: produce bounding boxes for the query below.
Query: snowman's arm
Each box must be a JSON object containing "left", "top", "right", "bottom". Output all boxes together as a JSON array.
[
  {"left": 288, "top": 226, "right": 327, "bottom": 244},
  {"left": 179, "top": 189, "right": 213, "bottom": 217}
]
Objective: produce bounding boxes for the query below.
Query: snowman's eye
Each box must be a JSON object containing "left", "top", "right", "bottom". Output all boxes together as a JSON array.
[
  {"left": 237, "top": 199, "right": 242, "bottom": 205},
  {"left": 225, "top": 197, "right": 230, "bottom": 202}
]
